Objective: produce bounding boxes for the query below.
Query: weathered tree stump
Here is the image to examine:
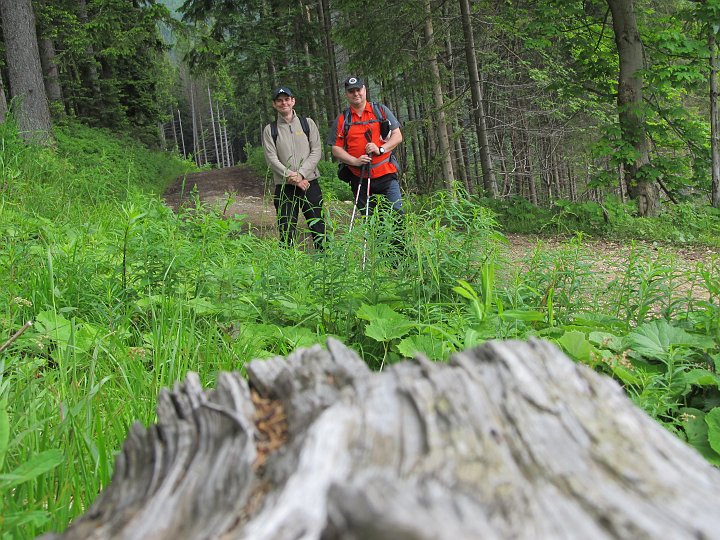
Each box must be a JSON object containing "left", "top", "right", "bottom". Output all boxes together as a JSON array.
[{"left": 41, "top": 339, "right": 720, "bottom": 539}]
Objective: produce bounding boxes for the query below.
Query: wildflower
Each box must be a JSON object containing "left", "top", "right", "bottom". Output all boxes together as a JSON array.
[
  {"left": 128, "top": 347, "right": 148, "bottom": 360},
  {"left": 618, "top": 351, "right": 633, "bottom": 370}
]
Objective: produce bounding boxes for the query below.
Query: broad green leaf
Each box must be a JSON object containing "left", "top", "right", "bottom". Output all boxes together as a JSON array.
[
  {"left": 452, "top": 280, "right": 478, "bottom": 301},
  {"left": 272, "top": 298, "right": 315, "bottom": 319},
  {"left": 706, "top": 408, "right": 720, "bottom": 455},
  {"left": 557, "top": 331, "right": 593, "bottom": 362},
  {"left": 0, "top": 449, "right": 63, "bottom": 491},
  {"left": 501, "top": 309, "right": 545, "bottom": 322},
  {"left": 185, "top": 296, "right": 221, "bottom": 315},
  {"left": 712, "top": 352, "right": 720, "bottom": 373},
  {"left": 277, "top": 326, "right": 320, "bottom": 349},
  {"left": 571, "top": 314, "right": 626, "bottom": 332},
  {"left": 2, "top": 510, "right": 52, "bottom": 530},
  {"left": 463, "top": 328, "right": 484, "bottom": 350},
  {"left": 609, "top": 362, "right": 641, "bottom": 386},
  {"left": 135, "top": 294, "right": 164, "bottom": 309},
  {"left": 623, "top": 320, "right": 714, "bottom": 360},
  {"left": 684, "top": 369, "right": 720, "bottom": 389},
  {"left": 0, "top": 401, "right": 8, "bottom": 470},
  {"left": 589, "top": 331, "right": 623, "bottom": 352},
  {"left": 34, "top": 311, "right": 73, "bottom": 347},
  {"left": 397, "top": 334, "right": 447, "bottom": 361},
  {"left": 357, "top": 304, "right": 414, "bottom": 343},
  {"left": 682, "top": 408, "right": 720, "bottom": 466}
]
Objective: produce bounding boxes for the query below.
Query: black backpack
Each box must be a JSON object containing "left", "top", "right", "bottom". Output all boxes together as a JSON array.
[
  {"left": 270, "top": 116, "right": 311, "bottom": 146},
  {"left": 342, "top": 102, "right": 391, "bottom": 142}
]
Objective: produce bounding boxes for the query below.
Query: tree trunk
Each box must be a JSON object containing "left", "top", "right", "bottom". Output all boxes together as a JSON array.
[
  {"left": 423, "top": 0, "right": 455, "bottom": 193},
  {"left": 710, "top": 31, "right": 720, "bottom": 208},
  {"left": 169, "top": 107, "right": 179, "bottom": 152},
  {"left": 38, "top": 36, "right": 63, "bottom": 107},
  {"left": 606, "top": 0, "right": 659, "bottom": 217},
  {"left": 177, "top": 109, "right": 187, "bottom": 159},
  {"left": 215, "top": 101, "right": 226, "bottom": 168},
  {"left": 77, "top": 0, "right": 101, "bottom": 116},
  {"left": 300, "top": 0, "right": 320, "bottom": 122},
  {"left": 221, "top": 107, "right": 231, "bottom": 167},
  {"left": 190, "top": 83, "right": 199, "bottom": 166},
  {"left": 197, "top": 107, "right": 208, "bottom": 166},
  {"left": 406, "top": 97, "right": 423, "bottom": 191},
  {"left": 459, "top": 0, "right": 497, "bottom": 197},
  {"left": 442, "top": 3, "right": 469, "bottom": 193},
  {"left": 39, "top": 338, "right": 720, "bottom": 540},
  {"left": 0, "top": 0, "right": 53, "bottom": 144},
  {"left": 0, "top": 75, "right": 8, "bottom": 123},
  {"left": 208, "top": 86, "right": 220, "bottom": 167},
  {"left": 317, "top": 0, "right": 340, "bottom": 125}
]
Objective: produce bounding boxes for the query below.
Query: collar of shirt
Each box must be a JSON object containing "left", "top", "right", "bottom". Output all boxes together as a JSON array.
[{"left": 350, "top": 101, "right": 373, "bottom": 121}]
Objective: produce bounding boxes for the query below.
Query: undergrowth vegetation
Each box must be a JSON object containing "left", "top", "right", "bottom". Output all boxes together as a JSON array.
[
  {"left": 1, "top": 130, "right": 719, "bottom": 537},
  {"left": 483, "top": 194, "right": 720, "bottom": 246}
]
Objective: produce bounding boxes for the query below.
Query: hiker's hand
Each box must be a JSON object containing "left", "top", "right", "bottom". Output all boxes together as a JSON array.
[
  {"left": 356, "top": 155, "right": 371, "bottom": 166},
  {"left": 290, "top": 172, "right": 309, "bottom": 190},
  {"left": 365, "top": 142, "right": 380, "bottom": 155}
]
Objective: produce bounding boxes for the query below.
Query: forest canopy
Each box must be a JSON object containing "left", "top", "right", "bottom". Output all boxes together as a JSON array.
[{"left": 0, "top": 0, "right": 719, "bottom": 212}]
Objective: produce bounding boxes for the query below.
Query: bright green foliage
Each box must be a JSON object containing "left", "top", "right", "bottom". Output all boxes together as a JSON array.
[
  {"left": 1, "top": 119, "right": 720, "bottom": 537},
  {"left": 35, "top": 0, "right": 174, "bottom": 143},
  {"left": 623, "top": 320, "right": 715, "bottom": 361},
  {"left": 484, "top": 195, "right": 720, "bottom": 246},
  {"left": 178, "top": 0, "right": 329, "bottom": 145}
]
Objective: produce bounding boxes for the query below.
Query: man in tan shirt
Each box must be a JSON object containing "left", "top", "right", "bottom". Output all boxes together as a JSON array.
[{"left": 262, "top": 86, "right": 325, "bottom": 250}]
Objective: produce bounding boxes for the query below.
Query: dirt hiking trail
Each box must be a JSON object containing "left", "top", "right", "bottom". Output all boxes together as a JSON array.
[
  {"left": 163, "top": 166, "right": 720, "bottom": 293},
  {"left": 163, "top": 165, "right": 277, "bottom": 236}
]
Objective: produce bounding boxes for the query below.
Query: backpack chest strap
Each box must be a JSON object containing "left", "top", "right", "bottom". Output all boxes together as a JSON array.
[{"left": 370, "top": 155, "right": 391, "bottom": 168}]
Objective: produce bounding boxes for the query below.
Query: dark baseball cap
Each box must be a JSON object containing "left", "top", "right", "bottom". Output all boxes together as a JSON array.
[
  {"left": 272, "top": 87, "right": 294, "bottom": 99},
  {"left": 344, "top": 76, "right": 364, "bottom": 90}
]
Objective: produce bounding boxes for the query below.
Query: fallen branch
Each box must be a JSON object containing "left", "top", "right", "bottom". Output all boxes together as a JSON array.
[{"left": 0, "top": 320, "right": 32, "bottom": 354}]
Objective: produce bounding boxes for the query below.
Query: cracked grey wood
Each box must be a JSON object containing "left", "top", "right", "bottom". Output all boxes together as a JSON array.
[{"left": 40, "top": 338, "right": 720, "bottom": 540}]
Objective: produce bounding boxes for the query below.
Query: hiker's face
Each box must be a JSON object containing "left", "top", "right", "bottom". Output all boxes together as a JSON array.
[
  {"left": 345, "top": 85, "right": 366, "bottom": 106},
  {"left": 272, "top": 95, "right": 295, "bottom": 113}
]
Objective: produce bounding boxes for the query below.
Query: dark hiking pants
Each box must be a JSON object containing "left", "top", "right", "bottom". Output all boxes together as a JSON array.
[
  {"left": 273, "top": 180, "right": 325, "bottom": 250},
  {"left": 350, "top": 172, "right": 403, "bottom": 215},
  {"left": 350, "top": 172, "right": 405, "bottom": 260}
]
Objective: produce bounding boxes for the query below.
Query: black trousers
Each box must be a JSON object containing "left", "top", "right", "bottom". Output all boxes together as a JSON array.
[{"left": 273, "top": 180, "right": 325, "bottom": 250}]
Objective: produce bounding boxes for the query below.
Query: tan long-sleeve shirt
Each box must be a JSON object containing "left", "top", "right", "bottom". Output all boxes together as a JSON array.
[{"left": 262, "top": 112, "right": 322, "bottom": 185}]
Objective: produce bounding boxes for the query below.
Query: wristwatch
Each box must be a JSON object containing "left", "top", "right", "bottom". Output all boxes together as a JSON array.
[{"left": 378, "top": 146, "right": 386, "bottom": 155}]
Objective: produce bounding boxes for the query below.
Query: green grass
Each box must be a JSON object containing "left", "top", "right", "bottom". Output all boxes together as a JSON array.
[
  {"left": 481, "top": 194, "right": 720, "bottom": 247},
  {"left": 1, "top": 127, "right": 719, "bottom": 538}
]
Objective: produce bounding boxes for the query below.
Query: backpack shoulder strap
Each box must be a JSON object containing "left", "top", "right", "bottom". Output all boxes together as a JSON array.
[
  {"left": 271, "top": 117, "right": 310, "bottom": 146},
  {"left": 270, "top": 121, "right": 278, "bottom": 146},
  {"left": 342, "top": 107, "right": 352, "bottom": 149},
  {"left": 299, "top": 116, "right": 311, "bottom": 142},
  {"left": 342, "top": 105, "right": 387, "bottom": 149},
  {"left": 371, "top": 102, "right": 387, "bottom": 121}
]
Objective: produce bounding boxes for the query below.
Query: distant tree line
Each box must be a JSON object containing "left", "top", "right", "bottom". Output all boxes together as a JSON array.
[
  {"left": 0, "top": 0, "right": 173, "bottom": 146},
  {"left": 1, "top": 0, "right": 719, "bottom": 213}
]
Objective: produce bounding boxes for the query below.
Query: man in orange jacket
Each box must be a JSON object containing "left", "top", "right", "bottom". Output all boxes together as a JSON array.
[{"left": 328, "top": 76, "right": 404, "bottom": 215}]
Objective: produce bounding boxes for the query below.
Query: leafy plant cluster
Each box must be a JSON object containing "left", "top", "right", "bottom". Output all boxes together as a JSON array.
[
  {"left": 0, "top": 124, "right": 719, "bottom": 537},
  {"left": 483, "top": 195, "right": 720, "bottom": 246}
]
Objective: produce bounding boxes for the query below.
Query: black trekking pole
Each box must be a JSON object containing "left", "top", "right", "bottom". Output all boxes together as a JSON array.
[{"left": 361, "top": 129, "right": 373, "bottom": 269}]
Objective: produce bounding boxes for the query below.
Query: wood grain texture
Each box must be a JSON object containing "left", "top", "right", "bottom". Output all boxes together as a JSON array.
[{"left": 41, "top": 338, "right": 720, "bottom": 540}]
